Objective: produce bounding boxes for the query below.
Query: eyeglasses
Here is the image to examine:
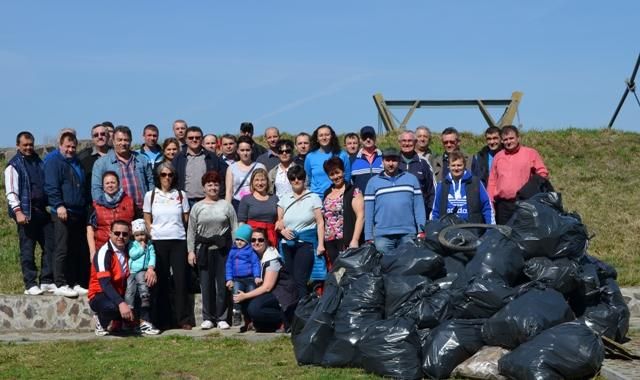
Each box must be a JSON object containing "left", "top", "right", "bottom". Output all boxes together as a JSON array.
[
  {"left": 279, "top": 149, "right": 292, "bottom": 154},
  {"left": 289, "top": 176, "right": 304, "bottom": 182},
  {"left": 93, "top": 132, "right": 107, "bottom": 138},
  {"left": 251, "top": 238, "right": 265, "bottom": 243},
  {"left": 187, "top": 136, "right": 202, "bottom": 141},
  {"left": 160, "top": 172, "right": 174, "bottom": 178},
  {"left": 113, "top": 231, "right": 129, "bottom": 237},
  {"left": 442, "top": 140, "right": 457, "bottom": 145}
]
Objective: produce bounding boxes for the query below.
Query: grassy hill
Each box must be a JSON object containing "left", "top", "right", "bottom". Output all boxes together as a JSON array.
[{"left": 1, "top": 128, "right": 638, "bottom": 292}]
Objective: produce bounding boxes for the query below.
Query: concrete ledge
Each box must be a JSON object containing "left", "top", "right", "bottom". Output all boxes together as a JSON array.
[{"left": 0, "top": 294, "right": 204, "bottom": 332}]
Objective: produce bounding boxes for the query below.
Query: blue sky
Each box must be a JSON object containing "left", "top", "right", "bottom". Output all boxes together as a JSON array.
[{"left": 1, "top": 1, "right": 638, "bottom": 147}]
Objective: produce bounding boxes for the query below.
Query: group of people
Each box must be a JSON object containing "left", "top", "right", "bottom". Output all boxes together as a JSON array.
[{"left": 5, "top": 119, "right": 549, "bottom": 336}]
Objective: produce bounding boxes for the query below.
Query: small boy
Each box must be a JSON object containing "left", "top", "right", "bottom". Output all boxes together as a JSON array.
[
  {"left": 125, "top": 219, "right": 160, "bottom": 335},
  {"left": 225, "top": 224, "right": 262, "bottom": 326}
]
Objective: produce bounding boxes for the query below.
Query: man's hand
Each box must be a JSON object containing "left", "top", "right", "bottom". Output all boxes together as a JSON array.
[
  {"left": 145, "top": 267, "right": 157, "bottom": 287},
  {"left": 56, "top": 206, "right": 68, "bottom": 222},
  {"left": 119, "top": 302, "right": 134, "bottom": 321},
  {"left": 15, "top": 210, "right": 28, "bottom": 225}
]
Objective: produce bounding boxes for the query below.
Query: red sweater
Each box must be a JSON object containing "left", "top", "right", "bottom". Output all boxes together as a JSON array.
[{"left": 487, "top": 145, "right": 548, "bottom": 201}]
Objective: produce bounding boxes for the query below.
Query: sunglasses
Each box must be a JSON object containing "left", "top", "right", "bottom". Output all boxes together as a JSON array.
[
  {"left": 251, "top": 238, "right": 265, "bottom": 243},
  {"left": 93, "top": 132, "right": 107, "bottom": 138},
  {"left": 279, "top": 149, "right": 293, "bottom": 154},
  {"left": 113, "top": 231, "right": 129, "bottom": 237},
  {"left": 289, "top": 176, "right": 304, "bottom": 182},
  {"left": 160, "top": 172, "right": 175, "bottom": 178},
  {"left": 442, "top": 140, "right": 457, "bottom": 145},
  {"left": 187, "top": 136, "right": 202, "bottom": 141}
]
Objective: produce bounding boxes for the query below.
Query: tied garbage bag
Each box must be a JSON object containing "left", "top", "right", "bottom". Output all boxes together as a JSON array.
[
  {"left": 579, "top": 277, "right": 630, "bottom": 343},
  {"left": 384, "top": 274, "right": 432, "bottom": 318},
  {"left": 332, "top": 243, "right": 381, "bottom": 277},
  {"left": 421, "top": 319, "right": 485, "bottom": 379},
  {"left": 452, "top": 346, "right": 509, "bottom": 380},
  {"left": 498, "top": 321, "right": 605, "bottom": 380},
  {"left": 465, "top": 228, "right": 525, "bottom": 286},
  {"left": 569, "top": 259, "right": 602, "bottom": 316},
  {"left": 508, "top": 192, "right": 588, "bottom": 260},
  {"left": 359, "top": 318, "right": 422, "bottom": 380},
  {"left": 453, "top": 276, "right": 518, "bottom": 319},
  {"left": 580, "top": 254, "right": 618, "bottom": 281},
  {"left": 482, "top": 287, "right": 575, "bottom": 349},
  {"left": 523, "top": 257, "right": 580, "bottom": 295},
  {"left": 417, "top": 288, "right": 454, "bottom": 328},
  {"left": 381, "top": 241, "right": 445, "bottom": 278},
  {"left": 321, "top": 272, "right": 385, "bottom": 367}
]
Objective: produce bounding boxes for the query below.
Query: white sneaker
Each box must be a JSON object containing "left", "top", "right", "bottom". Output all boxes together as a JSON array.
[
  {"left": 40, "top": 283, "right": 57, "bottom": 293},
  {"left": 201, "top": 320, "right": 215, "bottom": 330},
  {"left": 53, "top": 285, "right": 79, "bottom": 298},
  {"left": 139, "top": 320, "right": 160, "bottom": 335},
  {"left": 73, "top": 285, "right": 88, "bottom": 295},
  {"left": 94, "top": 315, "right": 108, "bottom": 337},
  {"left": 24, "top": 286, "right": 44, "bottom": 295},
  {"left": 217, "top": 321, "right": 230, "bottom": 330}
]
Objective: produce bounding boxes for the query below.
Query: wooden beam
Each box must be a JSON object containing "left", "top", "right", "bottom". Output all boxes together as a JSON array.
[
  {"left": 373, "top": 93, "right": 396, "bottom": 132},
  {"left": 477, "top": 99, "right": 497, "bottom": 128},
  {"left": 497, "top": 91, "right": 523, "bottom": 127},
  {"left": 398, "top": 100, "right": 420, "bottom": 129}
]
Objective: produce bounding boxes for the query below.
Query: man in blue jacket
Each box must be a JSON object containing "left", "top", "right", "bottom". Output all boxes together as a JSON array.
[
  {"left": 44, "top": 132, "right": 90, "bottom": 298},
  {"left": 5, "top": 131, "right": 55, "bottom": 295},
  {"left": 364, "top": 148, "right": 426, "bottom": 254},
  {"left": 91, "top": 126, "right": 154, "bottom": 210},
  {"left": 350, "top": 126, "right": 383, "bottom": 192}
]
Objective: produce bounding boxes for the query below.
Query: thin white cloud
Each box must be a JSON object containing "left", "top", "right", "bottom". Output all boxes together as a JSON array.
[{"left": 255, "top": 72, "right": 373, "bottom": 121}]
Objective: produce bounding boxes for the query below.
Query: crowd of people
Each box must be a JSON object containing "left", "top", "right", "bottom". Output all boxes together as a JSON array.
[{"left": 4, "top": 119, "right": 549, "bottom": 336}]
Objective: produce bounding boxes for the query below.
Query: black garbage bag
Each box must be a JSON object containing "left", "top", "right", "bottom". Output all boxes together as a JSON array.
[
  {"left": 508, "top": 192, "right": 588, "bottom": 260},
  {"left": 580, "top": 254, "right": 618, "bottom": 281},
  {"left": 422, "top": 214, "right": 465, "bottom": 254},
  {"left": 292, "top": 272, "right": 343, "bottom": 365},
  {"left": 498, "top": 321, "right": 605, "bottom": 380},
  {"left": 482, "top": 287, "right": 575, "bottom": 349},
  {"left": 291, "top": 293, "right": 319, "bottom": 338},
  {"left": 465, "top": 228, "right": 525, "bottom": 286},
  {"left": 381, "top": 241, "right": 445, "bottom": 279},
  {"left": 359, "top": 318, "right": 422, "bottom": 379},
  {"left": 579, "top": 277, "right": 630, "bottom": 343},
  {"left": 332, "top": 243, "right": 381, "bottom": 277},
  {"left": 523, "top": 257, "right": 580, "bottom": 295},
  {"left": 384, "top": 274, "right": 432, "bottom": 318},
  {"left": 568, "top": 260, "right": 602, "bottom": 316},
  {"left": 417, "top": 288, "right": 454, "bottom": 328},
  {"left": 452, "top": 275, "right": 519, "bottom": 319},
  {"left": 322, "top": 272, "right": 385, "bottom": 367},
  {"left": 421, "top": 319, "right": 485, "bottom": 379}
]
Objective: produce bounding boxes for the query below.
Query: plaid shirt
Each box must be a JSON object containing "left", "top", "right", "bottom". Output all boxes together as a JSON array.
[{"left": 117, "top": 156, "right": 143, "bottom": 208}]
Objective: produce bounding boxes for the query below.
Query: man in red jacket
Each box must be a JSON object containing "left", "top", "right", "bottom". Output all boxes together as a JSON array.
[
  {"left": 487, "top": 125, "right": 549, "bottom": 224},
  {"left": 88, "top": 220, "right": 136, "bottom": 336}
]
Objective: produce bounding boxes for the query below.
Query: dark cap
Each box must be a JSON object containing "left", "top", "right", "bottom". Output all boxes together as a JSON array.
[
  {"left": 360, "top": 126, "right": 376, "bottom": 139},
  {"left": 382, "top": 147, "right": 400, "bottom": 158}
]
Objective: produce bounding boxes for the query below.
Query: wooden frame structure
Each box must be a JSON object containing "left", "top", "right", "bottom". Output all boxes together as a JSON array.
[{"left": 373, "top": 91, "right": 523, "bottom": 133}]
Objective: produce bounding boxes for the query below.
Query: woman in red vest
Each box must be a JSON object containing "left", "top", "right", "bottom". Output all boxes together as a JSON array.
[{"left": 86, "top": 171, "right": 137, "bottom": 260}]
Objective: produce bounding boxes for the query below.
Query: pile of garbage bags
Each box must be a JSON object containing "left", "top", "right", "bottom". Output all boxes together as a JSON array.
[{"left": 292, "top": 193, "right": 629, "bottom": 379}]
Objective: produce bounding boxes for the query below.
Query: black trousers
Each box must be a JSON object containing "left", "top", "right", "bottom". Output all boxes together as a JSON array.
[
  {"left": 246, "top": 293, "right": 284, "bottom": 332},
  {"left": 199, "top": 248, "right": 230, "bottom": 323},
  {"left": 17, "top": 209, "right": 54, "bottom": 288},
  {"left": 153, "top": 239, "right": 191, "bottom": 329},
  {"left": 323, "top": 238, "right": 344, "bottom": 271},
  {"left": 90, "top": 293, "right": 121, "bottom": 328},
  {"left": 495, "top": 198, "right": 517, "bottom": 225},
  {"left": 281, "top": 241, "right": 314, "bottom": 301},
  {"left": 52, "top": 213, "right": 89, "bottom": 288}
]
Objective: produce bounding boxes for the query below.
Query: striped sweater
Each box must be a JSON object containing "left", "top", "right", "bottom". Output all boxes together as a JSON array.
[{"left": 363, "top": 170, "right": 426, "bottom": 241}]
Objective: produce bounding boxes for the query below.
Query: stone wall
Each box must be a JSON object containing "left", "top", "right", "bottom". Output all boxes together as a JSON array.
[{"left": 0, "top": 294, "right": 204, "bottom": 332}]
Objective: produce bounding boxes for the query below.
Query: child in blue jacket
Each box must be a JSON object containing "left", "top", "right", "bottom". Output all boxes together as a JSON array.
[{"left": 225, "top": 224, "right": 262, "bottom": 326}]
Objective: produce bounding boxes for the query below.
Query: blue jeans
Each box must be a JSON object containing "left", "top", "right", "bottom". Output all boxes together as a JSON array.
[
  {"left": 374, "top": 234, "right": 416, "bottom": 255},
  {"left": 233, "top": 276, "right": 256, "bottom": 314},
  {"left": 125, "top": 271, "right": 152, "bottom": 322}
]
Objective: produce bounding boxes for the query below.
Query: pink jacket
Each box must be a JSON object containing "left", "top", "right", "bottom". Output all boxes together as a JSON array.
[{"left": 487, "top": 145, "right": 548, "bottom": 201}]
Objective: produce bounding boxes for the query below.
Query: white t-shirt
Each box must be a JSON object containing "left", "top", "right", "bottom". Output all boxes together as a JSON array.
[
  {"left": 143, "top": 188, "right": 190, "bottom": 240},
  {"left": 277, "top": 191, "right": 322, "bottom": 232},
  {"left": 274, "top": 165, "right": 293, "bottom": 199}
]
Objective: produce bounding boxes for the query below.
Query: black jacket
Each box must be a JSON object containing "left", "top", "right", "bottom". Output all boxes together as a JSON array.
[
  {"left": 172, "top": 149, "right": 229, "bottom": 199},
  {"left": 471, "top": 145, "right": 502, "bottom": 186}
]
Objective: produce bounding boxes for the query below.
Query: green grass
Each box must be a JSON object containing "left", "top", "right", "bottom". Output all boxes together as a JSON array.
[
  {"left": 0, "top": 335, "right": 377, "bottom": 379},
  {"left": 2, "top": 128, "right": 640, "bottom": 289}
]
